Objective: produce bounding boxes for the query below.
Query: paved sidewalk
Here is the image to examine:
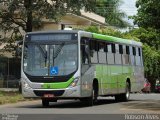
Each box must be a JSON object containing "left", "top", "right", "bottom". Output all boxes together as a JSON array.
[{"left": 0, "top": 88, "right": 19, "bottom": 92}]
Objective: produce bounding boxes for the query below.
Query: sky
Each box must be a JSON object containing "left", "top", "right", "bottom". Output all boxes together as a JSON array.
[
  {"left": 120, "top": 0, "right": 137, "bottom": 25},
  {"left": 120, "top": 0, "right": 137, "bottom": 16}
]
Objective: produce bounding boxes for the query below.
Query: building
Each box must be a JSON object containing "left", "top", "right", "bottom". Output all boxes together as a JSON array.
[{"left": 39, "top": 10, "right": 106, "bottom": 31}]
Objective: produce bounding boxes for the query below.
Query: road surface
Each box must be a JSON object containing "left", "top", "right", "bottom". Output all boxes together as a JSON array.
[{"left": 0, "top": 93, "right": 159, "bottom": 114}]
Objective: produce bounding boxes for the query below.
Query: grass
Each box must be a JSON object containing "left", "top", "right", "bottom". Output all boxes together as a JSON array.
[{"left": 0, "top": 91, "right": 32, "bottom": 105}]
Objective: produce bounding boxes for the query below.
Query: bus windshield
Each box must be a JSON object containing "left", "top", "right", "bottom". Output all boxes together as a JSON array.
[{"left": 23, "top": 42, "right": 78, "bottom": 76}]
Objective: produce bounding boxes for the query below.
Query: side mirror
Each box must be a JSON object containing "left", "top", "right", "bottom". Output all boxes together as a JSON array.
[{"left": 16, "top": 40, "right": 23, "bottom": 46}]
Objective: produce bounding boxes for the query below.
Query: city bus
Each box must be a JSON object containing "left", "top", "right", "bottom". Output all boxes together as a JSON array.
[{"left": 21, "top": 30, "right": 145, "bottom": 107}]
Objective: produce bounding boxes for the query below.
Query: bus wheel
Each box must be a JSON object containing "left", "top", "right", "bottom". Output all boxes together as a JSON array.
[
  {"left": 93, "top": 82, "right": 98, "bottom": 103},
  {"left": 88, "top": 82, "right": 98, "bottom": 106},
  {"left": 42, "top": 99, "right": 49, "bottom": 107},
  {"left": 115, "top": 82, "right": 130, "bottom": 102}
]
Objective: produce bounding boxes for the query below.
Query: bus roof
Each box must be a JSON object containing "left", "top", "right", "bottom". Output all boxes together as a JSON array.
[
  {"left": 92, "top": 33, "right": 142, "bottom": 47},
  {"left": 26, "top": 30, "right": 142, "bottom": 47},
  {"left": 78, "top": 31, "right": 142, "bottom": 47},
  {"left": 26, "top": 30, "right": 79, "bottom": 35}
]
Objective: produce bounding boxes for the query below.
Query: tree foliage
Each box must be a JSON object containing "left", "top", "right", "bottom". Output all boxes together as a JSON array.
[
  {"left": 124, "top": 28, "right": 160, "bottom": 86},
  {"left": 0, "top": 0, "right": 96, "bottom": 53},
  {"left": 124, "top": 28, "right": 160, "bottom": 50},
  {"left": 0, "top": 0, "right": 96, "bottom": 33},
  {"left": 132, "top": 0, "right": 160, "bottom": 85},
  {"left": 95, "top": 0, "right": 129, "bottom": 28},
  {"left": 84, "top": 26, "right": 123, "bottom": 37},
  {"left": 133, "top": 0, "right": 160, "bottom": 30}
]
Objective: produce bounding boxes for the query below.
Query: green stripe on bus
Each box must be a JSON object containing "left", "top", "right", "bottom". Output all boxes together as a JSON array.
[
  {"left": 42, "top": 77, "right": 74, "bottom": 89},
  {"left": 92, "top": 33, "right": 131, "bottom": 44}
]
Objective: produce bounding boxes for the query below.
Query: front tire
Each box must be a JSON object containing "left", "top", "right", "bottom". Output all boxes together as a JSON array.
[
  {"left": 42, "top": 99, "right": 49, "bottom": 107},
  {"left": 80, "top": 82, "right": 98, "bottom": 106},
  {"left": 87, "top": 82, "right": 98, "bottom": 106}
]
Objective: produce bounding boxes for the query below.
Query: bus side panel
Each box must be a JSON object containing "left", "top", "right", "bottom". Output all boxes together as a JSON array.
[
  {"left": 109, "top": 65, "right": 123, "bottom": 94},
  {"left": 115, "top": 65, "right": 125, "bottom": 94},
  {"left": 80, "top": 66, "right": 95, "bottom": 97},
  {"left": 102, "top": 65, "right": 108, "bottom": 95},
  {"left": 98, "top": 65, "right": 121, "bottom": 95},
  {"left": 95, "top": 65, "right": 103, "bottom": 95},
  {"left": 122, "top": 65, "right": 135, "bottom": 92},
  {"left": 134, "top": 66, "right": 145, "bottom": 92}
]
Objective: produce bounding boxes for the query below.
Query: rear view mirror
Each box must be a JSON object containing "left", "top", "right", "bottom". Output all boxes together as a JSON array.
[{"left": 16, "top": 40, "right": 23, "bottom": 46}]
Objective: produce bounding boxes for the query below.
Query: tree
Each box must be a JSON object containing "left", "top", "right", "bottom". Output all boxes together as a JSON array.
[
  {"left": 133, "top": 0, "right": 160, "bottom": 30},
  {"left": 132, "top": 0, "right": 160, "bottom": 89},
  {"left": 0, "top": 0, "right": 96, "bottom": 53},
  {"left": 124, "top": 28, "right": 160, "bottom": 50},
  {"left": 124, "top": 28, "right": 160, "bottom": 90},
  {"left": 84, "top": 26, "right": 123, "bottom": 37},
  {"left": 0, "top": 0, "right": 96, "bottom": 33},
  {"left": 95, "top": 0, "right": 129, "bottom": 28}
]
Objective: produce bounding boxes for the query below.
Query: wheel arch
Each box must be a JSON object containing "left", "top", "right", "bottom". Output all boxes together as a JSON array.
[
  {"left": 93, "top": 78, "right": 99, "bottom": 92},
  {"left": 126, "top": 78, "right": 131, "bottom": 92}
]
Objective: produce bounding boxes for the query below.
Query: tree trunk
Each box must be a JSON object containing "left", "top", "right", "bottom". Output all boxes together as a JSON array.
[{"left": 24, "top": 0, "right": 33, "bottom": 32}]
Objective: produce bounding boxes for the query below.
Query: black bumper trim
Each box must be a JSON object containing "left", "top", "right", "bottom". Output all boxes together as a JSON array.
[{"left": 33, "top": 90, "right": 65, "bottom": 97}]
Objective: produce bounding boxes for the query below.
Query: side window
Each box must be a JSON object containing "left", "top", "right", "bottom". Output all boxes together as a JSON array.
[
  {"left": 90, "top": 40, "right": 98, "bottom": 63},
  {"left": 130, "top": 46, "right": 136, "bottom": 65},
  {"left": 126, "top": 46, "right": 130, "bottom": 55},
  {"left": 138, "top": 48, "right": 141, "bottom": 56},
  {"left": 107, "top": 43, "right": 115, "bottom": 64},
  {"left": 135, "top": 47, "right": 141, "bottom": 66},
  {"left": 119, "top": 45, "right": 123, "bottom": 54},
  {"left": 81, "top": 38, "right": 90, "bottom": 64},
  {"left": 122, "top": 45, "right": 130, "bottom": 65},
  {"left": 98, "top": 42, "right": 107, "bottom": 64},
  {"left": 115, "top": 44, "right": 122, "bottom": 64},
  {"left": 132, "top": 47, "right": 136, "bottom": 56},
  {"left": 140, "top": 48, "right": 143, "bottom": 66},
  {"left": 111, "top": 43, "right": 116, "bottom": 53}
]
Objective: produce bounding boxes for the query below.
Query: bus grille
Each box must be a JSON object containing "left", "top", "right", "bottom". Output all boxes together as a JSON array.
[{"left": 33, "top": 90, "right": 65, "bottom": 97}]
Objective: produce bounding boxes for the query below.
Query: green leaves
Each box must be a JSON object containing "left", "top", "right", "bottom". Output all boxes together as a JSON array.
[
  {"left": 94, "top": 0, "right": 129, "bottom": 28},
  {"left": 0, "top": 0, "right": 95, "bottom": 54},
  {"left": 134, "top": 0, "right": 160, "bottom": 30},
  {"left": 143, "top": 44, "right": 160, "bottom": 78},
  {"left": 0, "top": 0, "right": 95, "bottom": 33},
  {"left": 125, "top": 28, "right": 160, "bottom": 83}
]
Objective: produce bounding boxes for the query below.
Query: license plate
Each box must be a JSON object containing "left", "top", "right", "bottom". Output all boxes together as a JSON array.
[{"left": 43, "top": 94, "right": 54, "bottom": 98}]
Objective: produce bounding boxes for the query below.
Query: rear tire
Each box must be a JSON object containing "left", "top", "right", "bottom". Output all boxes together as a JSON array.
[
  {"left": 115, "top": 82, "right": 130, "bottom": 102},
  {"left": 42, "top": 99, "right": 49, "bottom": 107}
]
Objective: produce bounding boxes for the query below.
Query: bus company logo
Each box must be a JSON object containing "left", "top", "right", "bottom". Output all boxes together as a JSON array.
[
  {"left": 41, "top": 84, "right": 51, "bottom": 89},
  {"left": 47, "top": 85, "right": 51, "bottom": 89}
]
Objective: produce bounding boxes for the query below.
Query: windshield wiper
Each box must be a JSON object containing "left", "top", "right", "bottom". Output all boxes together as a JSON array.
[
  {"left": 38, "top": 45, "right": 47, "bottom": 66},
  {"left": 53, "top": 43, "right": 65, "bottom": 59}
]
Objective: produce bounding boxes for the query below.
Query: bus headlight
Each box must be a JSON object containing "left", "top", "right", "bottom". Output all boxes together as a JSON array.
[
  {"left": 22, "top": 81, "right": 32, "bottom": 89},
  {"left": 69, "top": 77, "right": 80, "bottom": 87}
]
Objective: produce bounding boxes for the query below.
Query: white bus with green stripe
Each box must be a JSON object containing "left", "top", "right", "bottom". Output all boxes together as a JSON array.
[{"left": 21, "top": 30, "right": 145, "bottom": 107}]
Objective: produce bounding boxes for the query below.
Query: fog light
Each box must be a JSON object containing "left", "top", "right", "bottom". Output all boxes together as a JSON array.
[
  {"left": 70, "top": 77, "right": 79, "bottom": 87},
  {"left": 22, "top": 81, "right": 31, "bottom": 89}
]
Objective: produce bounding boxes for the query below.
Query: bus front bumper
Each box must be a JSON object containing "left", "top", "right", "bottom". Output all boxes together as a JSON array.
[{"left": 22, "top": 85, "right": 81, "bottom": 98}]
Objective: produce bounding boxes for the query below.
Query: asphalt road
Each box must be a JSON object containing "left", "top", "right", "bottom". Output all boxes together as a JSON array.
[
  {"left": 0, "top": 93, "right": 159, "bottom": 114},
  {"left": 0, "top": 93, "right": 159, "bottom": 120}
]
